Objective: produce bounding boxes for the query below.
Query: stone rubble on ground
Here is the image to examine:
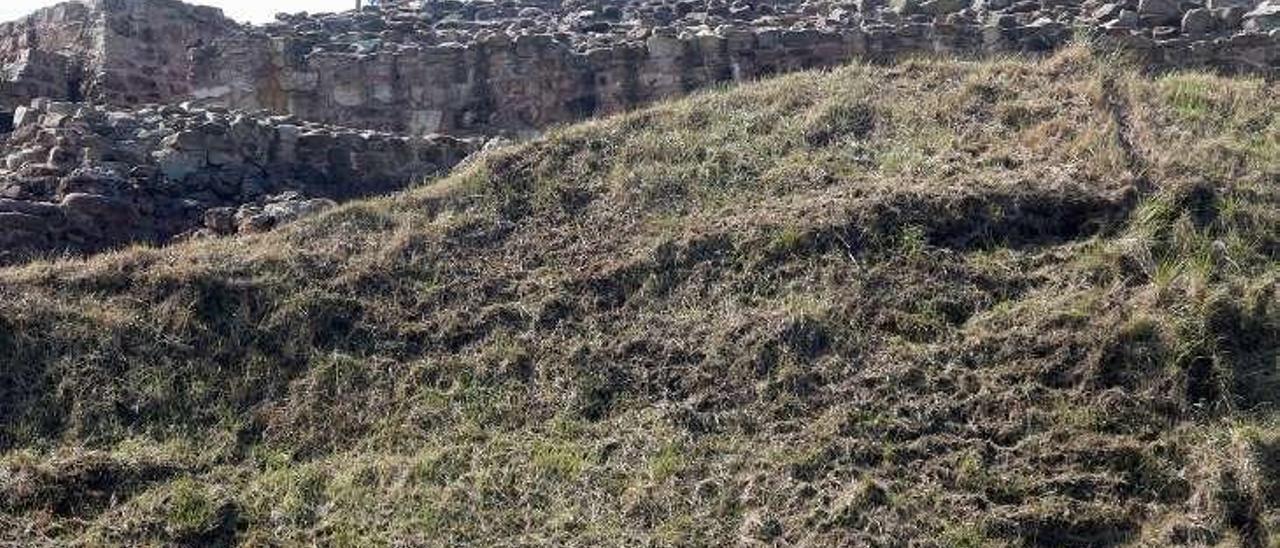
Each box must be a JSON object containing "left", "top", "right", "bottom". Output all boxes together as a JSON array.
[{"left": 0, "top": 98, "right": 474, "bottom": 263}]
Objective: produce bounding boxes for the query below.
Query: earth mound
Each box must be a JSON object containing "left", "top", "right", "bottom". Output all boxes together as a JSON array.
[{"left": 0, "top": 48, "right": 1277, "bottom": 546}]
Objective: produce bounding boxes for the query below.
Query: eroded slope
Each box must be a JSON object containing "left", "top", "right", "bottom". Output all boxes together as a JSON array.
[{"left": 0, "top": 48, "right": 1277, "bottom": 546}]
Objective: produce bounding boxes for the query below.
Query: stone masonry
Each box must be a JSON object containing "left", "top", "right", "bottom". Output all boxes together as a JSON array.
[
  {"left": 0, "top": 0, "right": 238, "bottom": 110},
  {"left": 0, "top": 0, "right": 1276, "bottom": 137},
  {"left": 187, "top": 0, "right": 1279, "bottom": 136},
  {"left": 0, "top": 99, "right": 473, "bottom": 262}
]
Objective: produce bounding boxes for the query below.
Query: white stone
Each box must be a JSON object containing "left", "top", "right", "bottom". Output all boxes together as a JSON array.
[{"left": 11, "top": 106, "right": 33, "bottom": 128}]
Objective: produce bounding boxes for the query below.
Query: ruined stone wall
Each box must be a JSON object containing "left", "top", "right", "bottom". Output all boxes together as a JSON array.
[
  {"left": 0, "top": 99, "right": 475, "bottom": 263},
  {"left": 0, "top": 1, "right": 101, "bottom": 68},
  {"left": 92, "top": 0, "right": 241, "bottom": 104},
  {"left": 0, "top": 0, "right": 240, "bottom": 110},
  {"left": 184, "top": 0, "right": 1279, "bottom": 137},
  {"left": 2, "top": 0, "right": 1277, "bottom": 139},
  {"left": 191, "top": 28, "right": 880, "bottom": 136},
  {"left": 1101, "top": 27, "right": 1280, "bottom": 73},
  {"left": 0, "top": 2, "right": 99, "bottom": 110}
]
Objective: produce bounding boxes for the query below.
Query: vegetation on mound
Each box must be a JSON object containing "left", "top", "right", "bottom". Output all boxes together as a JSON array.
[{"left": 0, "top": 47, "right": 1276, "bottom": 546}]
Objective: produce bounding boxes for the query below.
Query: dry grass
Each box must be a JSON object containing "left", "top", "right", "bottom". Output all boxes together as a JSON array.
[{"left": 0, "top": 46, "right": 1276, "bottom": 546}]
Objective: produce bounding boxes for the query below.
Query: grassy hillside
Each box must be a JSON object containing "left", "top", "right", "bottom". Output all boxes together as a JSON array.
[{"left": 0, "top": 47, "right": 1277, "bottom": 546}]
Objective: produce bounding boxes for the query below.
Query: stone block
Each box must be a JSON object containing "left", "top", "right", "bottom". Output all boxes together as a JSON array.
[
  {"left": 333, "top": 83, "right": 367, "bottom": 106},
  {"left": 60, "top": 192, "right": 137, "bottom": 228},
  {"left": 0, "top": 212, "right": 50, "bottom": 233},
  {"left": 11, "top": 106, "right": 34, "bottom": 128},
  {"left": 920, "top": 0, "right": 971, "bottom": 16},
  {"left": 154, "top": 148, "right": 207, "bottom": 181},
  {"left": 646, "top": 34, "right": 685, "bottom": 57},
  {"left": 1139, "top": 0, "right": 1184, "bottom": 25},
  {"left": 1182, "top": 8, "right": 1215, "bottom": 33},
  {"left": 409, "top": 110, "right": 444, "bottom": 134},
  {"left": 1207, "top": 0, "right": 1258, "bottom": 8}
]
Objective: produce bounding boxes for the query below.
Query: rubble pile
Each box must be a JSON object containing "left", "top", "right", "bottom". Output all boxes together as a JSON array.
[{"left": 0, "top": 98, "right": 473, "bottom": 262}]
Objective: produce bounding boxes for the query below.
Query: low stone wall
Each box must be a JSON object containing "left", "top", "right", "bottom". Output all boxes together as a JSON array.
[
  {"left": 1099, "top": 26, "right": 1280, "bottom": 72},
  {"left": 0, "top": 99, "right": 476, "bottom": 263}
]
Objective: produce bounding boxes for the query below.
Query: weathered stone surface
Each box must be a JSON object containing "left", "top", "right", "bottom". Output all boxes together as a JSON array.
[
  {"left": 1244, "top": 0, "right": 1280, "bottom": 31},
  {"left": 179, "top": 0, "right": 1279, "bottom": 136},
  {"left": 1104, "top": 9, "right": 1142, "bottom": 28},
  {"left": 0, "top": 98, "right": 476, "bottom": 262},
  {"left": 1093, "top": 3, "right": 1123, "bottom": 21},
  {"left": 919, "top": 0, "right": 971, "bottom": 15},
  {"left": 0, "top": 0, "right": 239, "bottom": 110},
  {"left": 1138, "top": 0, "right": 1184, "bottom": 24},
  {"left": 232, "top": 192, "right": 339, "bottom": 234},
  {"left": 0, "top": 0, "right": 1274, "bottom": 141},
  {"left": 1208, "top": 0, "right": 1258, "bottom": 9},
  {"left": 1182, "top": 8, "right": 1215, "bottom": 34},
  {"left": 203, "top": 206, "right": 236, "bottom": 234}
]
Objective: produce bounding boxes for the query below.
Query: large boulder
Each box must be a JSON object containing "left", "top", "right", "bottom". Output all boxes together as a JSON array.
[
  {"left": 890, "top": 0, "right": 921, "bottom": 13},
  {"left": 59, "top": 192, "right": 141, "bottom": 245},
  {"left": 60, "top": 193, "right": 137, "bottom": 225}
]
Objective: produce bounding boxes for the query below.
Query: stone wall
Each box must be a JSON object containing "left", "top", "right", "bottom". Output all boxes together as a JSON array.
[
  {"left": 191, "top": 25, "right": 889, "bottom": 137},
  {"left": 184, "top": 0, "right": 1280, "bottom": 136},
  {"left": 0, "top": 99, "right": 475, "bottom": 263},
  {"left": 0, "top": 0, "right": 240, "bottom": 110},
  {"left": 185, "top": 4, "right": 1052, "bottom": 136},
  {"left": 0, "top": 2, "right": 97, "bottom": 110},
  {"left": 2, "top": 0, "right": 1276, "bottom": 139}
]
